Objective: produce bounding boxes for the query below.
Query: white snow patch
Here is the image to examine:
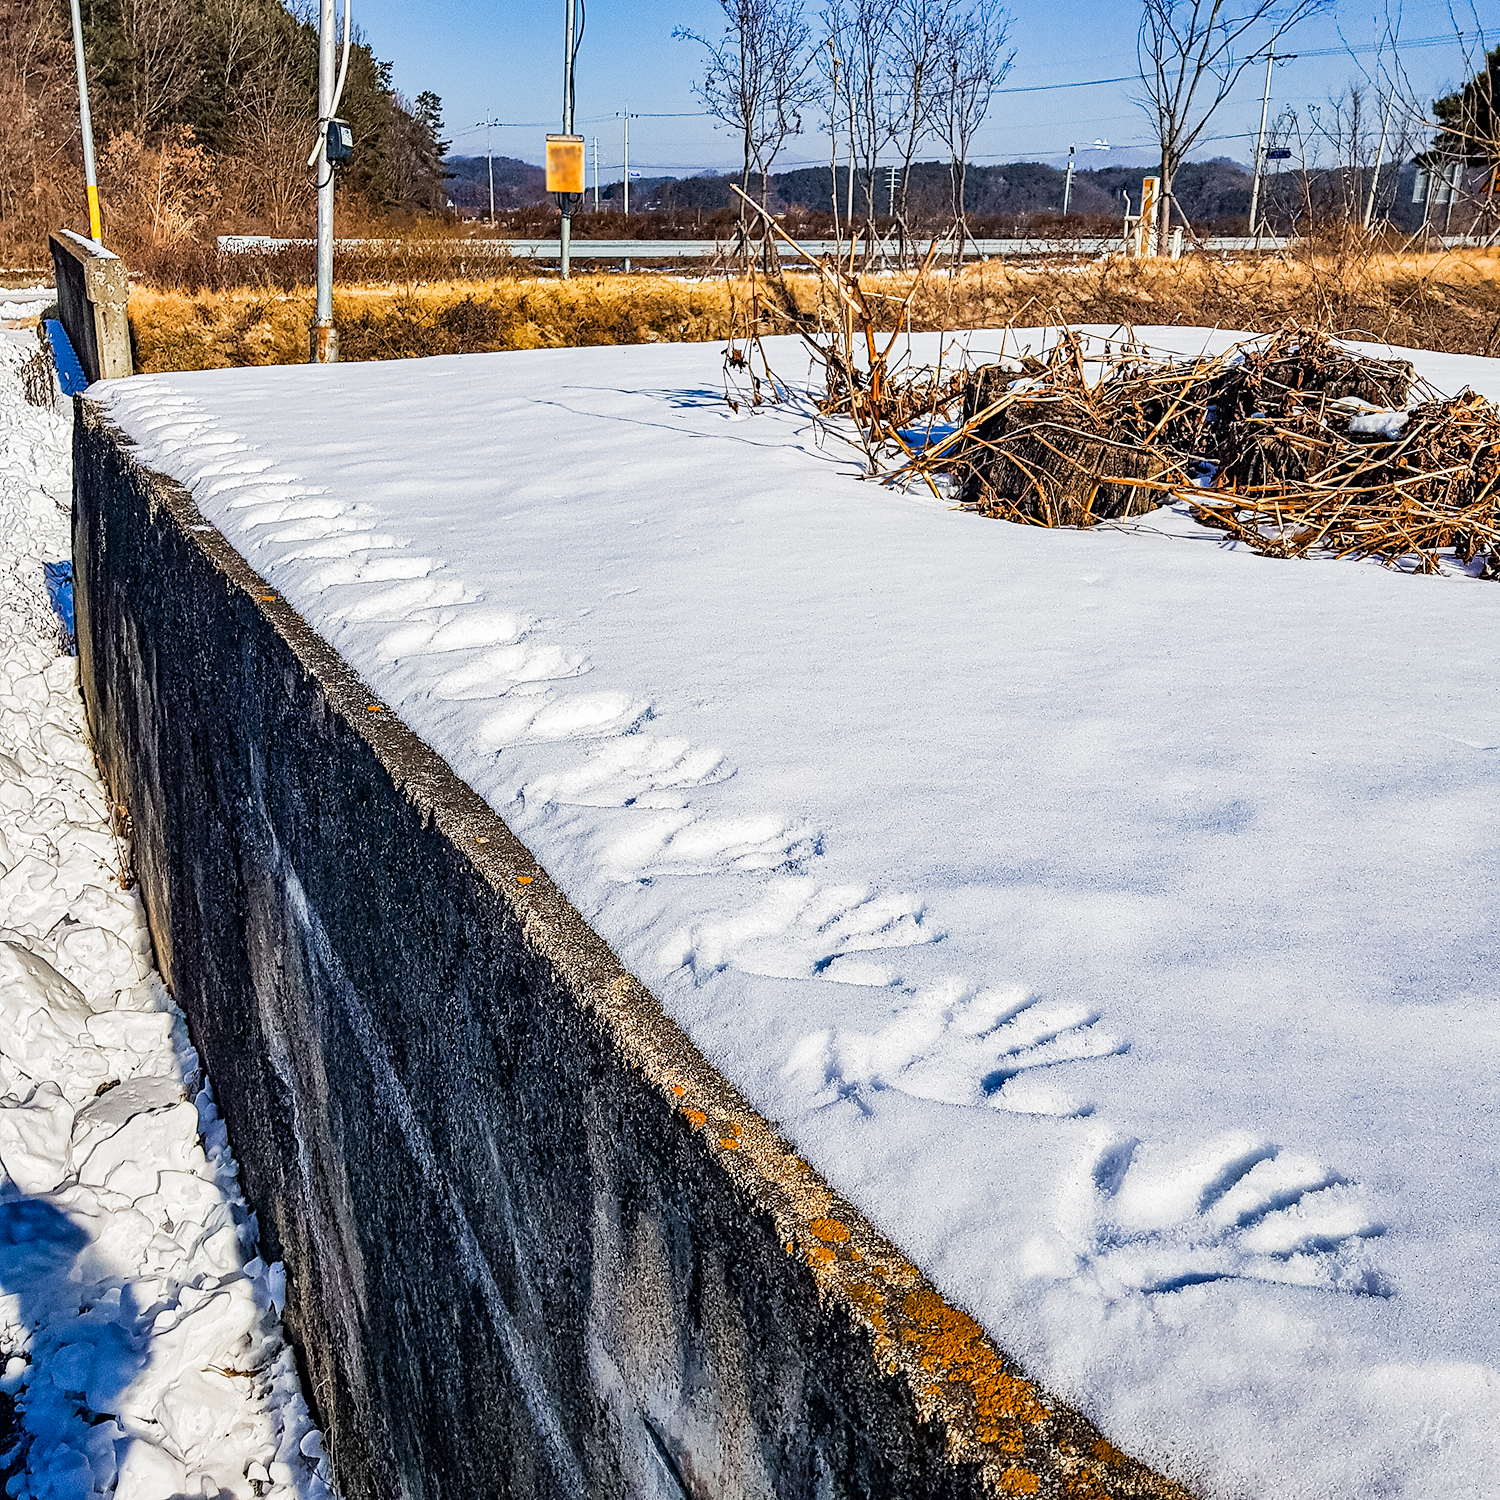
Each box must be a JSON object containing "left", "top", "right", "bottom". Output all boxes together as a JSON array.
[
  {"left": 98, "top": 328, "right": 1500, "bottom": 1499},
  {"left": 0, "top": 333, "right": 334, "bottom": 1500}
]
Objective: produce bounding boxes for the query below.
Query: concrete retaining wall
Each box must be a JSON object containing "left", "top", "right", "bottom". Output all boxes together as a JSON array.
[{"left": 71, "top": 399, "right": 1191, "bottom": 1500}]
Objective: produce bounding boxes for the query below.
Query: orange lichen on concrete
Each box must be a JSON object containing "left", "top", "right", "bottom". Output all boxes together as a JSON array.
[
  {"left": 1000, "top": 1466, "right": 1041, "bottom": 1495},
  {"left": 899, "top": 1289, "right": 1049, "bottom": 1446},
  {"left": 719, "top": 1136, "right": 741, "bottom": 1149},
  {"left": 844, "top": 1283, "right": 889, "bottom": 1339},
  {"left": 810, "top": 1218, "right": 851, "bottom": 1244},
  {"left": 808, "top": 1245, "right": 837, "bottom": 1266},
  {"left": 669, "top": 1084, "right": 685, "bottom": 1097},
  {"left": 683, "top": 1108, "right": 707, "bottom": 1129},
  {"left": 1057, "top": 1436, "right": 1168, "bottom": 1500}
]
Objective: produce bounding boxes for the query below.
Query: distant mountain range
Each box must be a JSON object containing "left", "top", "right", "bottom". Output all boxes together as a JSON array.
[{"left": 445, "top": 153, "right": 1427, "bottom": 232}]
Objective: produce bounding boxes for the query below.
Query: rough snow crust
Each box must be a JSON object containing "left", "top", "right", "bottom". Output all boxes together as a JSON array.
[
  {"left": 101, "top": 329, "right": 1500, "bottom": 1500},
  {"left": 0, "top": 292, "right": 52, "bottom": 327},
  {"left": 0, "top": 335, "right": 333, "bottom": 1500}
]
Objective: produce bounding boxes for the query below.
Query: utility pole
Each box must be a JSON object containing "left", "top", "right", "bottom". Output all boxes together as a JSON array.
[
  {"left": 1363, "top": 92, "right": 1394, "bottom": 232},
  {"left": 887, "top": 163, "right": 896, "bottom": 218},
  {"left": 67, "top": 0, "right": 101, "bottom": 241},
  {"left": 621, "top": 109, "right": 633, "bottom": 216},
  {"left": 1062, "top": 143, "right": 1075, "bottom": 216},
  {"left": 593, "top": 136, "right": 599, "bottom": 210},
  {"left": 560, "top": 0, "right": 577, "bottom": 278},
  {"left": 1247, "top": 47, "right": 1274, "bottom": 238},
  {"left": 312, "top": 0, "right": 337, "bottom": 361},
  {"left": 477, "top": 114, "right": 499, "bottom": 223}
]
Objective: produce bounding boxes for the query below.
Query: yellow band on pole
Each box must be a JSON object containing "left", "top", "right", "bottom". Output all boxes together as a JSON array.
[{"left": 86, "top": 183, "right": 102, "bottom": 242}]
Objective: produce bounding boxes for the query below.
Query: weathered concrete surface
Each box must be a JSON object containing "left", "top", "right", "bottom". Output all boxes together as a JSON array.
[
  {"left": 72, "top": 398, "right": 1195, "bottom": 1500},
  {"left": 48, "top": 232, "right": 131, "bottom": 384}
]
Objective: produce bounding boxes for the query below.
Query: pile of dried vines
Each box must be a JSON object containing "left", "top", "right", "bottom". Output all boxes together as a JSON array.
[{"left": 717, "top": 219, "right": 1500, "bottom": 578}]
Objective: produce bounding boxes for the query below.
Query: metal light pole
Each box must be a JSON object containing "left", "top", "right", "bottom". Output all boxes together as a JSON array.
[
  {"left": 312, "top": 0, "right": 337, "bottom": 361},
  {"left": 1062, "top": 143, "right": 1075, "bottom": 216},
  {"left": 1247, "top": 48, "right": 1274, "bottom": 238},
  {"left": 623, "top": 110, "right": 631, "bottom": 216},
  {"left": 67, "top": 0, "right": 101, "bottom": 241}
]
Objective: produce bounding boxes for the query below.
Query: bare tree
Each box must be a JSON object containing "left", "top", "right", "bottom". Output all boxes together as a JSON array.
[
  {"left": 838, "top": 0, "right": 900, "bottom": 246},
  {"left": 819, "top": 2, "right": 858, "bottom": 233},
  {"left": 889, "top": 0, "right": 953, "bottom": 251},
  {"left": 933, "top": 0, "right": 1013, "bottom": 252},
  {"left": 101, "top": 125, "right": 220, "bottom": 247},
  {"left": 225, "top": 53, "right": 317, "bottom": 233},
  {"left": 676, "top": 0, "right": 820, "bottom": 229},
  {"left": 1429, "top": 19, "right": 1500, "bottom": 238},
  {"left": 117, "top": 0, "right": 202, "bottom": 135},
  {"left": 0, "top": 0, "right": 76, "bottom": 258},
  {"left": 1137, "top": 0, "right": 1328, "bottom": 247},
  {"left": 1300, "top": 78, "right": 1420, "bottom": 231}
]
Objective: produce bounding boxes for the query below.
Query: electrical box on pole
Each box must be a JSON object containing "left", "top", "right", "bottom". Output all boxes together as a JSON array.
[
  {"left": 546, "top": 136, "right": 586, "bottom": 195},
  {"left": 309, "top": 0, "right": 351, "bottom": 362},
  {"left": 556, "top": 0, "right": 583, "bottom": 279}
]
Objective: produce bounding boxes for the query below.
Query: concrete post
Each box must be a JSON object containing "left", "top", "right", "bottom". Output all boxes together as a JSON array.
[{"left": 49, "top": 231, "right": 131, "bottom": 383}]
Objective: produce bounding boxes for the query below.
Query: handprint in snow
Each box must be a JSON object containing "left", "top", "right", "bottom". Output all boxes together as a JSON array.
[
  {"left": 1050, "top": 1131, "right": 1390, "bottom": 1299},
  {"left": 782, "top": 977, "right": 1126, "bottom": 1115}
]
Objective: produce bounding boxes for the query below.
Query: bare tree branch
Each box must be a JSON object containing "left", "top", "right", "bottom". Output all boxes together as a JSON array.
[
  {"left": 933, "top": 0, "right": 1013, "bottom": 254},
  {"left": 676, "top": 0, "right": 820, "bottom": 229},
  {"left": 1137, "top": 0, "right": 1329, "bottom": 245}
]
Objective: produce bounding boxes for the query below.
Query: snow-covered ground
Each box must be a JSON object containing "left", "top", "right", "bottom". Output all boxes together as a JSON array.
[
  {"left": 0, "top": 332, "right": 333, "bottom": 1500},
  {"left": 0, "top": 291, "right": 53, "bottom": 327},
  {"left": 100, "top": 328, "right": 1500, "bottom": 1500}
]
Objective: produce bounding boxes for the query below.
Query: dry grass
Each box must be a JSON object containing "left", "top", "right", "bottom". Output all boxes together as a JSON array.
[
  {"left": 128, "top": 277, "right": 740, "bottom": 371},
  {"left": 127, "top": 247, "right": 1500, "bottom": 375}
]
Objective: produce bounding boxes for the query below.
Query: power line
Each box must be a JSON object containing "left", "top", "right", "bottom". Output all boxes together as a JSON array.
[
  {"left": 996, "top": 74, "right": 1135, "bottom": 95},
  {"left": 1292, "top": 28, "right": 1491, "bottom": 58},
  {"left": 989, "top": 26, "right": 1491, "bottom": 95}
]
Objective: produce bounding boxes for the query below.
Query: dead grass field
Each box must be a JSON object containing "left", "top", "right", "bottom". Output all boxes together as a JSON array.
[{"left": 127, "top": 248, "right": 1500, "bottom": 374}]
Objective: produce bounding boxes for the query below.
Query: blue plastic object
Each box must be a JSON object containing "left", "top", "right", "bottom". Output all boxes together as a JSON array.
[
  {"left": 43, "top": 320, "right": 89, "bottom": 396},
  {"left": 43, "top": 561, "right": 76, "bottom": 655}
]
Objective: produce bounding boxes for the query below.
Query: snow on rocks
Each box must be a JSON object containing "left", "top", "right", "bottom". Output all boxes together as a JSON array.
[
  {"left": 0, "top": 292, "right": 51, "bottom": 328},
  {"left": 97, "top": 330, "right": 1500, "bottom": 1499},
  {"left": 0, "top": 335, "right": 332, "bottom": 1500}
]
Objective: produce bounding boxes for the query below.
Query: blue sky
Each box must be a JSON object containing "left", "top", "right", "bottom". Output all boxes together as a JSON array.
[{"left": 351, "top": 0, "right": 1496, "bottom": 176}]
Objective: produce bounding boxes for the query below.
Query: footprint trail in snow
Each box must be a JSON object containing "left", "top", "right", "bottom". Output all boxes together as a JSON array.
[{"left": 102, "top": 371, "right": 1389, "bottom": 1342}]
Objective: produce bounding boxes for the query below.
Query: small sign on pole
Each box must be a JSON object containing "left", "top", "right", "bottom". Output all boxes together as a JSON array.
[{"left": 546, "top": 135, "right": 585, "bottom": 195}]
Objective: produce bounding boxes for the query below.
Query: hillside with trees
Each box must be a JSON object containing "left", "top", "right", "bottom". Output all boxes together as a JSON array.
[
  {"left": 448, "top": 155, "right": 1263, "bottom": 233},
  {"left": 0, "top": 0, "right": 448, "bottom": 261}
]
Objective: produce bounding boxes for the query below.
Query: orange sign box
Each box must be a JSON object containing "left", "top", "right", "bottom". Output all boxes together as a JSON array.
[{"left": 546, "top": 135, "right": 586, "bottom": 195}]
